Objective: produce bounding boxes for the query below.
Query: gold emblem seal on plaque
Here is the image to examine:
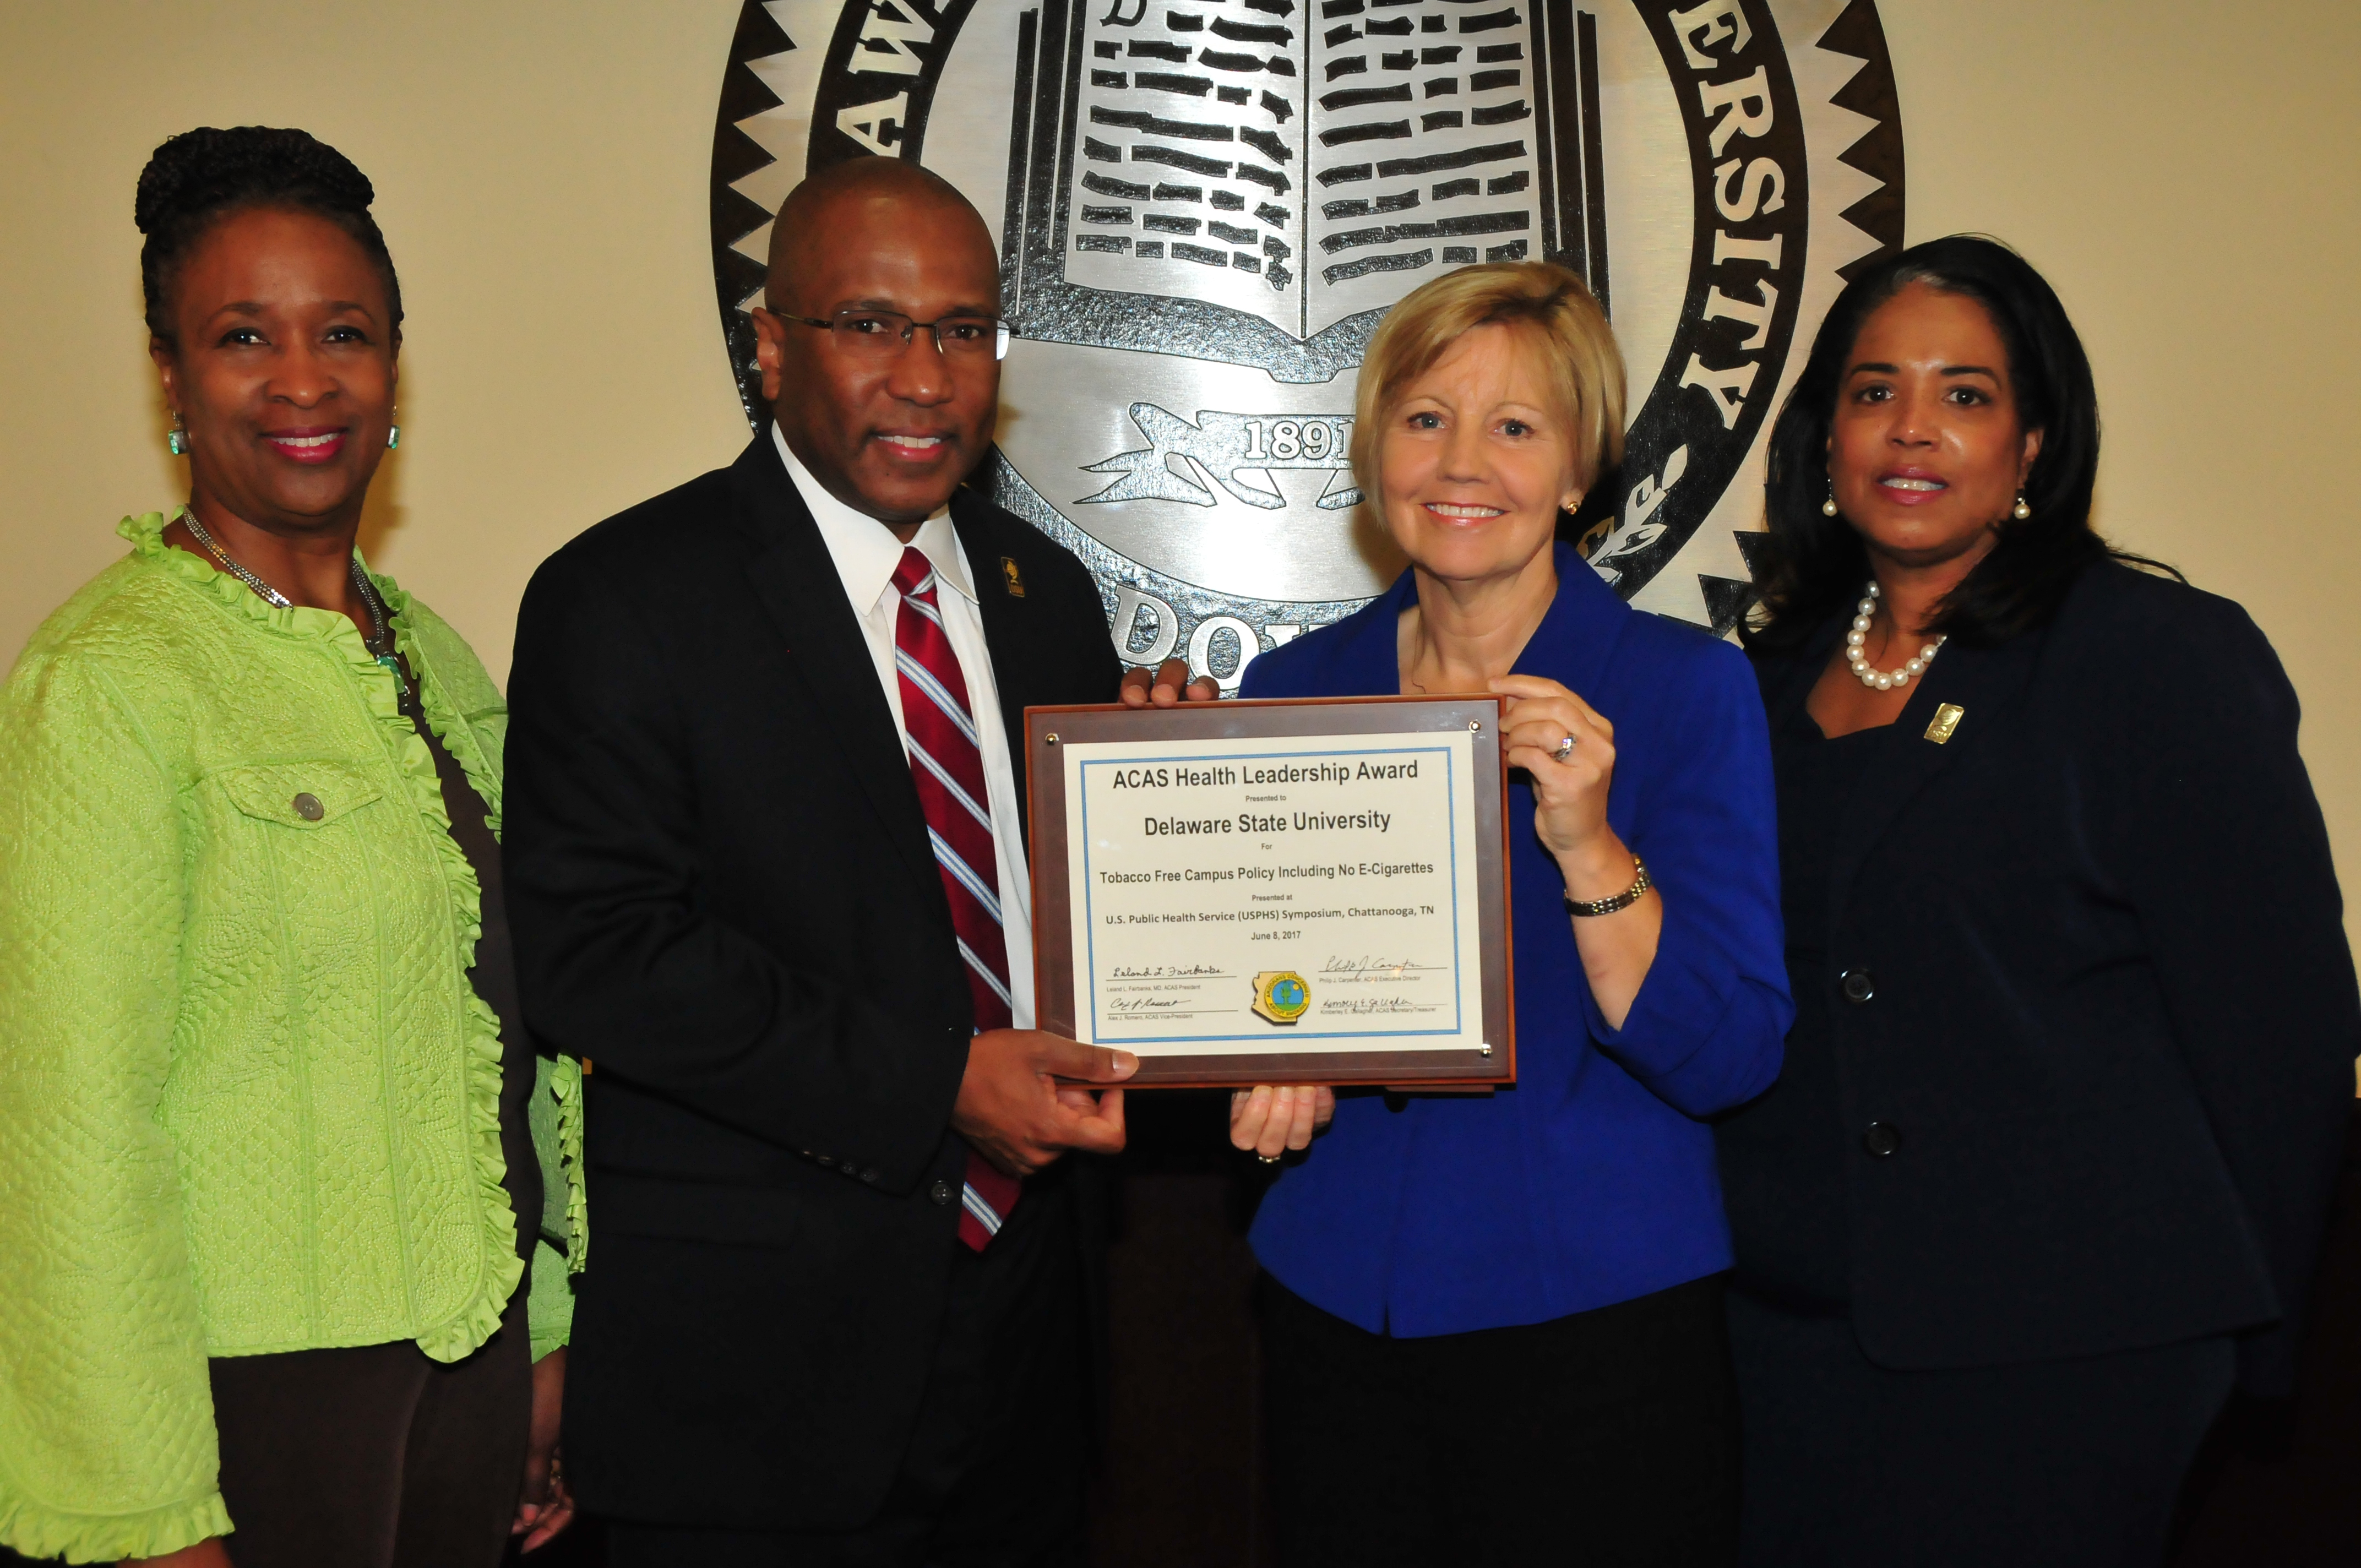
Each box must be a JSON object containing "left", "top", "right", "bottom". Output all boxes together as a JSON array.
[{"left": 1251, "top": 970, "right": 1313, "bottom": 1026}]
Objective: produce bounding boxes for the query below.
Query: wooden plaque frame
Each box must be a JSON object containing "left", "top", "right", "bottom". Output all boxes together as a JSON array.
[{"left": 1026, "top": 695, "right": 1514, "bottom": 1087}]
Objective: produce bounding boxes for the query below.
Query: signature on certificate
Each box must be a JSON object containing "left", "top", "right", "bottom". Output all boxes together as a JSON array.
[{"left": 1321, "top": 955, "right": 1427, "bottom": 978}]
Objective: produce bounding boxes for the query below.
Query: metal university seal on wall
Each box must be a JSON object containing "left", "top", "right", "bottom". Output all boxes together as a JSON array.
[{"left": 709, "top": 0, "right": 1903, "bottom": 686}]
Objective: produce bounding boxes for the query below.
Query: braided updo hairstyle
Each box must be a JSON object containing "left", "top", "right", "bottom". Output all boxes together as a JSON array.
[{"left": 135, "top": 126, "right": 402, "bottom": 345}]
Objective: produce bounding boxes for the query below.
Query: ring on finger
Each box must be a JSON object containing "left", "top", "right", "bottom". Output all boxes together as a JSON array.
[
  {"left": 1256, "top": 1152, "right": 1281, "bottom": 1165},
  {"left": 1552, "top": 733, "right": 1577, "bottom": 762}
]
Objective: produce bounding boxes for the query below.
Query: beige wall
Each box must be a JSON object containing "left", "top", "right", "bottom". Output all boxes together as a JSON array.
[{"left": 4, "top": 0, "right": 2357, "bottom": 954}]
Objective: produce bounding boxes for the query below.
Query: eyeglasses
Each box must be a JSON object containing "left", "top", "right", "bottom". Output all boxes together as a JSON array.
[{"left": 781, "top": 309, "right": 1011, "bottom": 362}]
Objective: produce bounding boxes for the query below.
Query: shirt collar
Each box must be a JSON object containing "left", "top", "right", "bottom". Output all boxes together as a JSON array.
[
  {"left": 772, "top": 422, "right": 971, "bottom": 612},
  {"left": 1358, "top": 542, "right": 1628, "bottom": 689}
]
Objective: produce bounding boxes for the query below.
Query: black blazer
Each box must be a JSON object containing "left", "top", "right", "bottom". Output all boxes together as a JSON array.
[
  {"left": 503, "top": 436, "right": 1121, "bottom": 1526},
  {"left": 1718, "top": 560, "right": 2358, "bottom": 1395}
]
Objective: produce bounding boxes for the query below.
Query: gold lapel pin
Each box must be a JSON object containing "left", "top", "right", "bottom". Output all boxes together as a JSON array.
[
  {"left": 1924, "top": 703, "right": 1965, "bottom": 744},
  {"left": 999, "top": 557, "right": 1026, "bottom": 598}
]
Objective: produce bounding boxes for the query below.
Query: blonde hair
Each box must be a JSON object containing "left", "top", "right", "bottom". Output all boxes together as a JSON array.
[{"left": 1350, "top": 262, "right": 1625, "bottom": 505}]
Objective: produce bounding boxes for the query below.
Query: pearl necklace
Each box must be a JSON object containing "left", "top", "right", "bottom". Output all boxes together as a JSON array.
[{"left": 1846, "top": 581, "right": 1945, "bottom": 692}]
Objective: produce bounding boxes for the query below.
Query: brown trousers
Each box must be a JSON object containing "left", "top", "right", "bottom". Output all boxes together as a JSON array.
[{"left": 206, "top": 1290, "right": 532, "bottom": 1568}]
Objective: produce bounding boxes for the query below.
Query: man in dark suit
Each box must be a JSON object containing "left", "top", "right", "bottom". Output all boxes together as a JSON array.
[{"left": 504, "top": 157, "right": 1192, "bottom": 1565}]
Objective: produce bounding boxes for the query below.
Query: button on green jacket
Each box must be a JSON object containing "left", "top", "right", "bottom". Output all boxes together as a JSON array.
[{"left": 0, "top": 513, "right": 586, "bottom": 1564}]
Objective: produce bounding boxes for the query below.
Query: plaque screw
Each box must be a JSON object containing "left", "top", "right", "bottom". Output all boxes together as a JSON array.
[
  {"left": 1468, "top": 721, "right": 1481, "bottom": 731},
  {"left": 1045, "top": 733, "right": 1060, "bottom": 745},
  {"left": 1479, "top": 1043, "right": 1493, "bottom": 1056}
]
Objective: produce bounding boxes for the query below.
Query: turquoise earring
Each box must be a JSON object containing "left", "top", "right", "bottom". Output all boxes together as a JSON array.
[
  {"left": 387, "top": 424, "right": 400, "bottom": 450},
  {"left": 167, "top": 423, "right": 186, "bottom": 457}
]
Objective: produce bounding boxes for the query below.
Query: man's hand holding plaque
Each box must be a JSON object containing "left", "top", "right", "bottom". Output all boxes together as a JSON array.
[
  {"left": 953, "top": 1030, "right": 1138, "bottom": 1179},
  {"left": 1116, "top": 656, "right": 1218, "bottom": 710}
]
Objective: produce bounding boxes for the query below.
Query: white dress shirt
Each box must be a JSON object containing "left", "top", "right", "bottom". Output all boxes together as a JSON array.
[{"left": 773, "top": 424, "right": 1035, "bottom": 1029}]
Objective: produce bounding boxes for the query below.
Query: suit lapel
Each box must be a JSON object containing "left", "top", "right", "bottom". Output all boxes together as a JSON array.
[
  {"left": 954, "top": 492, "right": 1040, "bottom": 807},
  {"left": 1759, "top": 616, "right": 1847, "bottom": 736},
  {"left": 726, "top": 439, "right": 940, "bottom": 905},
  {"left": 1515, "top": 544, "right": 1630, "bottom": 698},
  {"left": 1822, "top": 620, "right": 2043, "bottom": 917}
]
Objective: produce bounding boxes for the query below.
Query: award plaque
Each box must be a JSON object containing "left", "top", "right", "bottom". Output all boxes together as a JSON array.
[{"left": 1027, "top": 696, "right": 1514, "bottom": 1087}]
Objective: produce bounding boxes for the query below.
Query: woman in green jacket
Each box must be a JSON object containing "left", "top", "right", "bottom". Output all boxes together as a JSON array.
[{"left": 0, "top": 128, "right": 583, "bottom": 1567}]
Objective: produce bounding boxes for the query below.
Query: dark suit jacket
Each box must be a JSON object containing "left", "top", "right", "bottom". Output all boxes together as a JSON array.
[
  {"left": 503, "top": 436, "right": 1122, "bottom": 1526},
  {"left": 1718, "top": 560, "right": 2359, "bottom": 1395}
]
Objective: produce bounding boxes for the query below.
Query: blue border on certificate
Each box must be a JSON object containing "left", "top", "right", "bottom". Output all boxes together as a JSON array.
[{"left": 1076, "top": 743, "right": 1466, "bottom": 1044}]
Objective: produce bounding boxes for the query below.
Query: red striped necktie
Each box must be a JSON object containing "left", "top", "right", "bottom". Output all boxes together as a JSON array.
[{"left": 891, "top": 547, "right": 1022, "bottom": 1251}]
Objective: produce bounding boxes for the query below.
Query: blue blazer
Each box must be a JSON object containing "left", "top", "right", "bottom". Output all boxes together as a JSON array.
[{"left": 1240, "top": 545, "right": 1792, "bottom": 1336}]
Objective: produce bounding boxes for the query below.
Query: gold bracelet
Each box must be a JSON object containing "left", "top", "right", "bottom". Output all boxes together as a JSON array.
[{"left": 1564, "top": 855, "right": 1650, "bottom": 917}]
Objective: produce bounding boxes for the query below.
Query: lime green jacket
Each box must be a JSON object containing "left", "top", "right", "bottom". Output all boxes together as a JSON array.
[{"left": 0, "top": 514, "right": 586, "bottom": 1564}]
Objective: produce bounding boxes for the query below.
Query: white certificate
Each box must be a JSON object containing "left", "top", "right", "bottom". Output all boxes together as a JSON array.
[{"left": 1027, "top": 698, "right": 1513, "bottom": 1084}]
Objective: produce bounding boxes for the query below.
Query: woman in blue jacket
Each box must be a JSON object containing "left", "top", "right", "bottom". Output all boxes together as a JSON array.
[{"left": 1227, "top": 262, "right": 1791, "bottom": 1565}]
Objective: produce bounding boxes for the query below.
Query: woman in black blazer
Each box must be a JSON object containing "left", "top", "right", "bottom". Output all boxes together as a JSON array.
[{"left": 1717, "top": 235, "right": 2360, "bottom": 1566}]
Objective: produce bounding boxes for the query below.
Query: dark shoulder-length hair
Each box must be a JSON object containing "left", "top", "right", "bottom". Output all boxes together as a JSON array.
[{"left": 1742, "top": 235, "right": 2130, "bottom": 652}]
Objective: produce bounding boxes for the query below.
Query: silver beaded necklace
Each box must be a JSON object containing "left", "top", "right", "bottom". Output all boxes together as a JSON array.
[{"left": 180, "top": 509, "right": 407, "bottom": 695}]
